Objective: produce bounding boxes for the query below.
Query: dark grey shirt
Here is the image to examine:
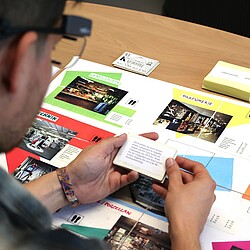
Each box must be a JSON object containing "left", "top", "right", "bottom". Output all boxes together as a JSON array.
[{"left": 0, "top": 168, "right": 108, "bottom": 249}]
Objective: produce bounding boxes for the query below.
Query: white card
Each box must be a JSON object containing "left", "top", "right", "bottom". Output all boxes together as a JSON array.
[
  {"left": 112, "top": 51, "right": 159, "bottom": 76},
  {"left": 113, "top": 133, "right": 177, "bottom": 182}
]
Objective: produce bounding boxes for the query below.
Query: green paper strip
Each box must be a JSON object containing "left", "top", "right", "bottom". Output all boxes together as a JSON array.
[{"left": 61, "top": 223, "right": 109, "bottom": 240}]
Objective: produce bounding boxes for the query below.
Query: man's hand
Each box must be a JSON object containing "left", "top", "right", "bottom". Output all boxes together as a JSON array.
[
  {"left": 152, "top": 156, "right": 216, "bottom": 250},
  {"left": 67, "top": 132, "right": 158, "bottom": 205}
]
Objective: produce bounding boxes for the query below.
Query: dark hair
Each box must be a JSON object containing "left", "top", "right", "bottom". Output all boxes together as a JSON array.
[
  {"left": 0, "top": 0, "right": 66, "bottom": 49},
  {"left": 0, "top": 0, "right": 66, "bottom": 29}
]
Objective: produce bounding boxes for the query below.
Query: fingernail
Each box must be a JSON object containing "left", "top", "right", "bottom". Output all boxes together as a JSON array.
[
  {"left": 166, "top": 158, "right": 174, "bottom": 168},
  {"left": 115, "top": 133, "right": 126, "bottom": 138}
]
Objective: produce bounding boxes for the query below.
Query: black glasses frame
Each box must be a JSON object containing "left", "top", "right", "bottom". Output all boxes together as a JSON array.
[{"left": 0, "top": 15, "right": 92, "bottom": 40}]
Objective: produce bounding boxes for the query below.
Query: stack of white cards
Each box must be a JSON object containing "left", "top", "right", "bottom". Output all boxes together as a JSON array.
[{"left": 112, "top": 51, "right": 159, "bottom": 76}]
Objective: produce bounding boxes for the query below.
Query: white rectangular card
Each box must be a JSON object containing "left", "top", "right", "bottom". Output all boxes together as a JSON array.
[
  {"left": 112, "top": 51, "right": 159, "bottom": 76},
  {"left": 113, "top": 133, "right": 177, "bottom": 182}
]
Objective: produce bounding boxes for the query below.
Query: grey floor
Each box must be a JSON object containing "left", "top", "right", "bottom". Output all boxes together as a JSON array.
[{"left": 84, "top": 0, "right": 165, "bottom": 15}]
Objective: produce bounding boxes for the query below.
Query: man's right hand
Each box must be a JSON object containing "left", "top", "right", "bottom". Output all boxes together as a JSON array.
[{"left": 152, "top": 156, "right": 216, "bottom": 250}]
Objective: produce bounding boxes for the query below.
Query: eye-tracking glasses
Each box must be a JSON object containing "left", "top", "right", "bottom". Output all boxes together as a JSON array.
[{"left": 0, "top": 15, "right": 92, "bottom": 69}]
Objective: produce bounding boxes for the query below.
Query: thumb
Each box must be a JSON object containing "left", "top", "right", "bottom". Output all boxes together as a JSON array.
[
  {"left": 98, "top": 133, "right": 127, "bottom": 155},
  {"left": 112, "top": 133, "right": 128, "bottom": 148},
  {"left": 166, "top": 158, "right": 183, "bottom": 188}
]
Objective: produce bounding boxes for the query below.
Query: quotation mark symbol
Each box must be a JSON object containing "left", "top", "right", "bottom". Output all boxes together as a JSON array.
[
  {"left": 92, "top": 136, "right": 102, "bottom": 142},
  {"left": 68, "top": 213, "right": 83, "bottom": 225}
]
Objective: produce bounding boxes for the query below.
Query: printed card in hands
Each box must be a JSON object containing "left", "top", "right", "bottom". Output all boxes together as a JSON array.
[{"left": 113, "top": 133, "right": 177, "bottom": 182}]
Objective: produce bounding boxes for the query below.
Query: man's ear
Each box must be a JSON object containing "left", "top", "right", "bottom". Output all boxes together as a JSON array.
[{"left": 5, "top": 32, "right": 38, "bottom": 93}]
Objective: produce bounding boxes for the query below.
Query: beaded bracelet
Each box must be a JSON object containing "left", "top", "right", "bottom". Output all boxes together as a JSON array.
[{"left": 56, "top": 167, "right": 81, "bottom": 208}]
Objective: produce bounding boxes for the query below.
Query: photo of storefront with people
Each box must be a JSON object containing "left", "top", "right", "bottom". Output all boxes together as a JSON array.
[
  {"left": 55, "top": 76, "right": 128, "bottom": 115},
  {"left": 104, "top": 216, "right": 171, "bottom": 250},
  {"left": 18, "top": 118, "right": 77, "bottom": 160},
  {"left": 12, "top": 157, "right": 57, "bottom": 184},
  {"left": 154, "top": 100, "right": 232, "bottom": 143}
]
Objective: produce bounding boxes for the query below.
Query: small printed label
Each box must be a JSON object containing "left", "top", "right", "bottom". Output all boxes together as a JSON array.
[
  {"left": 207, "top": 211, "right": 240, "bottom": 234},
  {"left": 210, "top": 62, "right": 250, "bottom": 87}
]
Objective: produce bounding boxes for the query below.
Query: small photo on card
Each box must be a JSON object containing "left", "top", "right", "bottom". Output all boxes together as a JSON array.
[{"left": 113, "top": 133, "right": 177, "bottom": 182}]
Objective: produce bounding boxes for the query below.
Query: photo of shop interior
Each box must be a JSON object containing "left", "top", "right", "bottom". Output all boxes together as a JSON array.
[
  {"left": 129, "top": 176, "right": 165, "bottom": 215},
  {"left": 12, "top": 157, "right": 57, "bottom": 184},
  {"left": 154, "top": 100, "right": 232, "bottom": 143},
  {"left": 104, "top": 216, "right": 171, "bottom": 250},
  {"left": 18, "top": 118, "right": 77, "bottom": 160},
  {"left": 55, "top": 76, "right": 128, "bottom": 115}
]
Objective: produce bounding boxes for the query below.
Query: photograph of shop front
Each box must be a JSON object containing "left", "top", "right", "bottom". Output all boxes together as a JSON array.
[
  {"left": 154, "top": 100, "right": 232, "bottom": 143},
  {"left": 12, "top": 157, "right": 57, "bottom": 184},
  {"left": 104, "top": 215, "right": 171, "bottom": 250},
  {"left": 55, "top": 76, "right": 128, "bottom": 115},
  {"left": 18, "top": 118, "right": 77, "bottom": 160}
]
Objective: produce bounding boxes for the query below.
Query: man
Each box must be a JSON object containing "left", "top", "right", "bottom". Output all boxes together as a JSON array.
[{"left": 0, "top": 0, "right": 216, "bottom": 249}]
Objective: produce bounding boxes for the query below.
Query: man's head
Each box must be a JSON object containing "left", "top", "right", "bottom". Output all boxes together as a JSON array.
[{"left": 0, "top": 0, "right": 66, "bottom": 152}]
